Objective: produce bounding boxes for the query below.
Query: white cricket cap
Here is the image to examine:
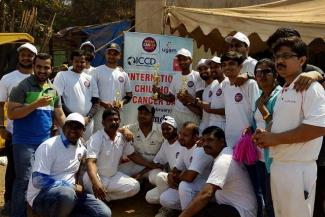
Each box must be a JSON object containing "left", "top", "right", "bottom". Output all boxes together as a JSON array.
[
  {"left": 161, "top": 116, "right": 177, "bottom": 129},
  {"left": 196, "top": 58, "right": 209, "bottom": 69},
  {"left": 176, "top": 48, "right": 192, "bottom": 59},
  {"left": 209, "top": 56, "right": 221, "bottom": 64},
  {"left": 65, "top": 113, "right": 85, "bottom": 127},
  {"left": 17, "top": 43, "right": 37, "bottom": 54},
  {"left": 80, "top": 41, "right": 95, "bottom": 51},
  {"left": 225, "top": 32, "right": 250, "bottom": 47}
]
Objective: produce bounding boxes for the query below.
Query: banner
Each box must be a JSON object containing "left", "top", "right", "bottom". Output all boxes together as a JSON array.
[{"left": 122, "top": 32, "right": 193, "bottom": 125}]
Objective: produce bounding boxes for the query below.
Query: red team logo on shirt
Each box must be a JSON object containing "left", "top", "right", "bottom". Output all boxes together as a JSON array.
[
  {"left": 118, "top": 76, "right": 124, "bottom": 82},
  {"left": 187, "top": 81, "right": 194, "bottom": 88},
  {"left": 234, "top": 93, "right": 243, "bottom": 102},
  {"left": 209, "top": 91, "right": 212, "bottom": 97},
  {"left": 216, "top": 88, "right": 222, "bottom": 96},
  {"left": 84, "top": 80, "right": 90, "bottom": 87}
]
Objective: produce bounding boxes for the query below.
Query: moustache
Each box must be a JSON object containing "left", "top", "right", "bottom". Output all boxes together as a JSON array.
[{"left": 276, "top": 63, "right": 286, "bottom": 69}]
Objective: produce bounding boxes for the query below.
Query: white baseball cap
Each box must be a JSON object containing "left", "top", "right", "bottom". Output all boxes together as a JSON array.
[
  {"left": 196, "top": 58, "right": 208, "bottom": 69},
  {"left": 225, "top": 32, "right": 250, "bottom": 47},
  {"left": 162, "top": 116, "right": 177, "bottom": 129},
  {"left": 209, "top": 56, "right": 221, "bottom": 64},
  {"left": 176, "top": 48, "right": 192, "bottom": 59},
  {"left": 80, "top": 41, "right": 95, "bottom": 51},
  {"left": 65, "top": 113, "right": 85, "bottom": 127},
  {"left": 17, "top": 43, "right": 37, "bottom": 54}
]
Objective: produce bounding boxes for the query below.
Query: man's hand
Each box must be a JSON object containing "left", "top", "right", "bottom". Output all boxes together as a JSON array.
[
  {"left": 167, "top": 173, "right": 178, "bottom": 189},
  {"left": 234, "top": 73, "right": 249, "bottom": 86},
  {"left": 294, "top": 72, "right": 318, "bottom": 92},
  {"left": 100, "top": 101, "right": 113, "bottom": 110},
  {"left": 152, "top": 85, "right": 160, "bottom": 94},
  {"left": 119, "top": 128, "right": 134, "bottom": 142},
  {"left": 74, "top": 184, "right": 83, "bottom": 195},
  {"left": 34, "top": 96, "right": 52, "bottom": 108},
  {"left": 252, "top": 128, "right": 279, "bottom": 148},
  {"left": 92, "top": 181, "right": 108, "bottom": 200},
  {"left": 84, "top": 116, "right": 91, "bottom": 127}
]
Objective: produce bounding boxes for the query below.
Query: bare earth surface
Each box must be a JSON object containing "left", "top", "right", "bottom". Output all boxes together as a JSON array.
[{"left": 0, "top": 166, "right": 160, "bottom": 217}]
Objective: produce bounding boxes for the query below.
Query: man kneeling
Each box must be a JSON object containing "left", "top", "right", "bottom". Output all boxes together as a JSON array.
[
  {"left": 27, "top": 113, "right": 111, "bottom": 217},
  {"left": 179, "top": 126, "right": 257, "bottom": 217}
]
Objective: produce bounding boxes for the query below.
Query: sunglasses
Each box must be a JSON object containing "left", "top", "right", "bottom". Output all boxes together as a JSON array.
[
  {"left": 255, "top": 68, "right": 273, "bottom": 76},
  {"left": 273, "top": 52, "right": 298, "bottom": 60}
]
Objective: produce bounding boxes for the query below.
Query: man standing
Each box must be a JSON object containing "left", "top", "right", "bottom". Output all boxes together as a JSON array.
[
  {"left": 0, "top": 42, "right": 37, "bottom": 215},
  {"left": 84, "top": 109, "right": 161, "bottom": 202},
  {"left": 80, "top": 41, "right": 96, "bottom": 75},
  {"left": 153, "top": 48, "right": 205, "bottom": 128},
  {"left": 253, "top": 37, "right": 325, "bottom": 217},
  {"left": 118, "top": 104, "right": 164, "bottom": 179},
  {"left": 179, "top": 126, "right": 257, "bottom": 217},
  {"left": 54, "top": 50, "right": 99, "bottom": 140},
  {"left": 27, "top": 113, "right": 111, "bottom": 217},
  {"left": 7, "top": 53, "right": 66, "bottom": 217},
  {"left": 92, "top": 43, "right": 132, "bottom": 132},
  {"left": 225, "top": 32, "right": 257, "bottom": 78}
]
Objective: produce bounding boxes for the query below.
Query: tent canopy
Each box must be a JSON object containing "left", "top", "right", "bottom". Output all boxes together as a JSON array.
[
  {"left": 167, "top": 0, "right": 325, "bottom": 54},
  {"left": 0, "top": 33, "right": 34, "bottom": 45}
]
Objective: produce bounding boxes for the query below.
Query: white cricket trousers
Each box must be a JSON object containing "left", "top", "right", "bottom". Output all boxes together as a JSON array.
[
  {"left": 146, "top": 171, "right": 169, "bottom": 204},
  {"left": 83, "top": 171, "right": 140, "bottom": 201},
  {"left": 271, "top": 160, "right": 317, "bottom": 217}
]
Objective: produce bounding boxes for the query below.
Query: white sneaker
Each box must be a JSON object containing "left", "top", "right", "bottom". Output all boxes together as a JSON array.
[
  {"left": 155, "top": 207, "right": 179, "bottom": 217},
  {"left": 0, "top": 156, "right": 7, "bottom": 166}
]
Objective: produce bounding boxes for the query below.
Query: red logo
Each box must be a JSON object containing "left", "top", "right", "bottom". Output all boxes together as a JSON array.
[
  {"left": 142, "top": 37, "right": 157, "bottom": 53},
  {"left": 216, "top": 88, "right": 222, "bottom": 96},
  {"left": 234, "top": 93, "right": 243, "bottom": 102},
  {"left": 118, "top": 76, "right": 124, "bottom": 82},
  {"left": 84, "top": 80, "right": 90, "bottom": 87},
  {"left": 187, "top": 81, "right": 194, "bottom": 88}
]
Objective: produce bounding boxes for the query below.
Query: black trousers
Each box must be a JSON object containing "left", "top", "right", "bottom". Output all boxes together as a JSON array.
[
  {"left": 195, "top": 203, "right": 240, "bottom": 217},
  {"left": 314, "top": 166, "right": 325, "bottom": 217},
  {"left": 4, "top": 134, "right": 15, "bottom": 202}
]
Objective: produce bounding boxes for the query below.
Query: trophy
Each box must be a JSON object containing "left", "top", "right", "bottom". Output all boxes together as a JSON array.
[
  {"left": 179, "top": 76, "right": 188, "bottom": 94},
  {"left": 113, "top": 90, "right": 123, "bottom": 110},
  {"left": 152, "top": 64, "right": 160, "bottom": 100}
]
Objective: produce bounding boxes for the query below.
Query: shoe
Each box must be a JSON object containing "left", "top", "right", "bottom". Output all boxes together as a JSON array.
[
  {"left": 0, "top": 156, "right": 7, "bottom": 166},
  {"left": 155, "top": 207, "right": 180, "bottom": 217}
]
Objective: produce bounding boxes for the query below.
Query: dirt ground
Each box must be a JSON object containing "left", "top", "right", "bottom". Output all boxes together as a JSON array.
[{"left": 0, "top": 166, "right": 160, "bottom": 217}]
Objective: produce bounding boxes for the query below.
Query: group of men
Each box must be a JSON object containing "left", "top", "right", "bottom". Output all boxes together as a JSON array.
[{"left": 0, "top": 26, "right": 324, "bottom": 217}]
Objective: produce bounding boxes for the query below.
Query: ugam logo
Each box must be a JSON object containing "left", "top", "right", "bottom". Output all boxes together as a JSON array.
[{"left": 161, "top": 42, "right": 177, "bottom": 54}]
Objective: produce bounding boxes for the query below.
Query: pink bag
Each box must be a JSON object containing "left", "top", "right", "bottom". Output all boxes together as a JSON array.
[{"left": 233, "top": 131, "right": 260, "bottom": 165}]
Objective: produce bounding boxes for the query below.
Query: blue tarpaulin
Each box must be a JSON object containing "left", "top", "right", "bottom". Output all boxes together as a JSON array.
[{"left": 80, "top": 20, "right": 132, "bottom": 67}]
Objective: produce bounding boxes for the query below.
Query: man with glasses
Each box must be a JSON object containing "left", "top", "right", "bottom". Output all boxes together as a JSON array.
[{"left": 253, "top": 37, "right": 325, "bottom": 217}]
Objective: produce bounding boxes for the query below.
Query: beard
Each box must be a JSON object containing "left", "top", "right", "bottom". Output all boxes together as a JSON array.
[
  {"left": 200, "top": 75, "right": 209, "bottom": 81},
  {"left": 19, "top": 62, "right": 33, "bottom": 69}
]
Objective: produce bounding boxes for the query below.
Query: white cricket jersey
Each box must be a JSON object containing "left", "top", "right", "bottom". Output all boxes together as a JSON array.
[
  {"left": 153, "top": 139, "right": 182, "bottom": 169},
  {"left": 169, "top": 70, "right": 205, "bottom": 113},
  {"left": 241, "top": 56, "right": 257, "bottom": 77},
  {"left": 0, "top": 70, "right": 30, "bottom": 133}
]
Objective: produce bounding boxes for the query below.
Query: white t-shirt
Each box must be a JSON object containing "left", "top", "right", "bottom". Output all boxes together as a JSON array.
[
  {"left": 84, "top": 66, "right": 95, "bottom": 75},
  {"left": 176, "top": 145, "right": 214, "bottom": 179},
  {"left": 207, "top": 147, "right": 257, "bottom": 217},
  {"left": 241, "top": 56, "right": 257, "bottom": 77},
  {"left": 169, "top": 70, "right": 205, "bottom": 113},
  {"left": 254, "top": 108, "right": 266, "bottom": 161},
  {"left": 199, "top": 80, "right": 219, "bottom": 133},
  {"left": 87, "top": 130, "right": 134, "bottom": 178},
  {"left": 153, "top": 139, "right": 182, "bottom": 169},
  {"left": 26, "top": 136, "right": 86, "bottom": 206},
  {"left": 270, "top": 80, "right": 325, "bottom": 162},
  {"left": 125, "top": 122, "right": 164, "bottom": 161},
  {"left": 208, "top": 78, "right": 227, "bottom": 129},
  {"left": 92, "top": 65, "right": 132, "bottom": 103},
  {"left": 0, "top": 70, "right": 30, "bottom": 133},
  {"left": 54, "top": 70, "right": 99, "bottom": 116},
  {"left": 223, "top": 79, "right": 260, "bottom": 148}
]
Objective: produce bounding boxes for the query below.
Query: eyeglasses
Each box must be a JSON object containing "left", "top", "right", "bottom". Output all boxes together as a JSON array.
[
  {"left": 255, "top": 68, "right": 273, "bottom": 77},
  {"left": 273, "top": 52, "right": 298, "bottom": 60}
]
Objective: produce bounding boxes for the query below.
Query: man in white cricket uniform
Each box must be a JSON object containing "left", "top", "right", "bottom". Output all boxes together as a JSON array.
[
  {"left": 0, "top": 43, "right": 37, "bottom": 215},
  {"left": 225, "top": 32, "right": 257, "bottom": 78},
  {"left": 92, "top": 43, "right": 132, "bottom": 132},
  {"left": 118, "top": 104, "right": 164, "bottom": 179},
  {"left": 26, "top": 113, "right": 111, "bottom": 217},
  {"left": 145, "top": 116, "right": 182, "bottom": 204},
  {"left": 153, "top": 48, "right": 205, "bottom": 128},
  {"left": 221, "top": 52, "right": 260, "bottom": 148},
  {"left": 159, "top": 122, "right": 214, "bottom": 211},
  {"left": 80, "top": 41, "right": 96, "bottom": 75},
  {"left": 179, "top": 126, "right": 257, "bottom": 217},
  {"left": 84, "top": 109, "right": 161, "bottom": 202},
  {"left": 253, "top": 37, "right": 325, "bottom": 217},
  {"left": 54, "top": 50, "right": 100, "bottom": 140}
]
